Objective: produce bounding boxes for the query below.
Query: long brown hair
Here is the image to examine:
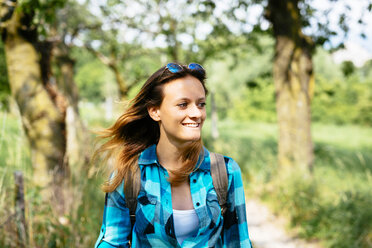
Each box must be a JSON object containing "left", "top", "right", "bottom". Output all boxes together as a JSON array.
[{"left": 94, "top": 64, "right": 208, "bottom": 192}]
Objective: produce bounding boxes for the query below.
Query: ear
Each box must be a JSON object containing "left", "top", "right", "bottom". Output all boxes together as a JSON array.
[{"left": 147, "top": 106, "right": 161, "bottom": 121}]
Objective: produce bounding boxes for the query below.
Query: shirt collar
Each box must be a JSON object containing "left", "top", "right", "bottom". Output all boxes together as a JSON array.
[
  {"left": 138, "top": 144, "right": 159, "bottom": 165},
  {"left": 138, "top": 144, "right": 211, "bottom": 171}
]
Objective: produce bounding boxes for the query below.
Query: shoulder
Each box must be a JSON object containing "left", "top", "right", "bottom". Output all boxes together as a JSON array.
[
  {"left": 204, "top": 147, "right": 241, "bottom": 173},
  {"left": 206, "top": 148, "right": 242, "bottom": 178},
  {"left": 214, "top": 154, "right": 244, "bottom": 192},
  {"left": 108, "top": 171, "right": 126, "bottom": 198},
  {"left": 223, "top": 155, "right": 242, "bottom": 175}
]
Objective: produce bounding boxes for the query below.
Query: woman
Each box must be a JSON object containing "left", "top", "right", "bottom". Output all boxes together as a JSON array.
[{"left": 94, "top": 63, "right": 252, "bottom": 247}]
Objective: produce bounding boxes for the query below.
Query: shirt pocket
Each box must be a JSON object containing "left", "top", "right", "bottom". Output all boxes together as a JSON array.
[{"left": 134, "top": 192, "right": 158, "bottom": 236}]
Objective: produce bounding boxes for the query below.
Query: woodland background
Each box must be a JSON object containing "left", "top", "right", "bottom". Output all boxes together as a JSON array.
[{"left": 0, "top": 0, "right": 372, "bottom": 247}]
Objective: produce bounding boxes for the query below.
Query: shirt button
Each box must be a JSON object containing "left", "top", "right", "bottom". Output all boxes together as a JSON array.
[
  {"left": 192, "top": 179, "right": 197, "bottom": 183},
  {"left": 196, "top": 202, "right": 200, "bottom": 207}
]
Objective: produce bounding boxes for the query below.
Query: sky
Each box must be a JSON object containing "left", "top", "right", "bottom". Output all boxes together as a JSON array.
[{"left": 310, "top": 0, "right": 372, "bottom": 66}]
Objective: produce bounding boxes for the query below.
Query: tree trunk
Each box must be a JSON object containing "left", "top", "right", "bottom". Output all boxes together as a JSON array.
[
  {"left": 110, "top": 64, "right": 129, "bottom": 99},
  {"left": 85, "top": 45, "right": 129, "bottom": 100},
  {"left": 266, "top": 0, "right": 315, "bottom": 172},
  {"left": 2, "top": 3, "right": 69, "bottom": 216},
  {"left": 54, "top": 43, "right": 90, "bottom": 169},
  {"left": 53, "top": 44, "right": 80, "bottom": 112}
]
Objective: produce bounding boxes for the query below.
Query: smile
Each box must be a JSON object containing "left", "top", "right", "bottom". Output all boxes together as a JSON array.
[{"left": 182, "top": 123, "right": 200, "bottom": 128}]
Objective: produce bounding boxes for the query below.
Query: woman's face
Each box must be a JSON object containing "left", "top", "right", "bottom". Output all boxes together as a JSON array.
[{"left": 149, "top": 75, "right": 206, "bottom": 146}]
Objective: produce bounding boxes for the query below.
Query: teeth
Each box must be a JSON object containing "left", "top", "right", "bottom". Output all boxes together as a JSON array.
[{"left": 183, "top": 123, "right": 199, "bottom": 127}]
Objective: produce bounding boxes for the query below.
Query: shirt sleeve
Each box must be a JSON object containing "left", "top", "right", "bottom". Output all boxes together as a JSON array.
[
  {"left": 95, "top": 180, "right": 132, "bottom": 248},
  {"left": 223, "top": 158, "right": 253, "bottom": 248}
]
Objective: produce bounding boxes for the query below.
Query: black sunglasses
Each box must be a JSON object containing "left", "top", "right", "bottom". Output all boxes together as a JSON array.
[{"left": 166, "top": 63, "right": 205, "bottom": 75}]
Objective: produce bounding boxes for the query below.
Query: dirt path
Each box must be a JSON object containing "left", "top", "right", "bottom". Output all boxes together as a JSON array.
[{"left": 246, "top": 198, "right": 322, "bottom": 248}]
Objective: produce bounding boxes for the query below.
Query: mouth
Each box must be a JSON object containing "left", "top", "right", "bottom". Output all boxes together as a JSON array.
[{"left": 182, "top": 123, "right": 200, "bottom": 128}]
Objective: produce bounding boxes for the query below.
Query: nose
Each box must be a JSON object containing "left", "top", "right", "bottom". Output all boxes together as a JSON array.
[{"left": 188, "top": 104, "right": 203, "bottom": 119}]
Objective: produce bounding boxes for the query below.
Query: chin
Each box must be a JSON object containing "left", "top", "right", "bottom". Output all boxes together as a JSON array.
[{"left": 183, "top": 135, "right": 201, "bottom": 142}]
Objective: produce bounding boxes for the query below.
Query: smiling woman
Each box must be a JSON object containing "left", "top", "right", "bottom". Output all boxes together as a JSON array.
[{"left": 93, "top": 63, "right": 252, "bottom": 247}]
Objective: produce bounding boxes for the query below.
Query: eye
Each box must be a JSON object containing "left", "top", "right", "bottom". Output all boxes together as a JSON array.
[
  {"left": 177, "top": 102, "right": 188, "bottom": 108},
  {"left": 198, "top": 102, "right": 206, "bottom": 108}
]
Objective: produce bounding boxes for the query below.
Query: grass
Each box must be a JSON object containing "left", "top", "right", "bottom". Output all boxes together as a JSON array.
[
  {"left": 1, "top": 111, "right": 371, "bottom": 247},
  {"left": 0, "top": 111, "right": 105, "bottom": 247}
]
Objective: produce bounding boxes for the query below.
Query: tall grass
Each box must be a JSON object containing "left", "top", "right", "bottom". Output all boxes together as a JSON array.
[{"left": 0, "top": 111, "right": 105, "bottom": 247}]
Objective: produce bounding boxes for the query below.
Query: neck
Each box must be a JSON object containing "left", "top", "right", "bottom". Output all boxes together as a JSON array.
[{"left": 156, "top": 137, "right": 188, "bottom": 171}]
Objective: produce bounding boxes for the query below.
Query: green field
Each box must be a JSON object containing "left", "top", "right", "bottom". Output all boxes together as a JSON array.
[{"left": 1, "top": 112, "right": 371, "bottom": 247}]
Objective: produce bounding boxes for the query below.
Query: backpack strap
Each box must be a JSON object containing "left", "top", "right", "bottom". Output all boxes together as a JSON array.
[
  {"left": 124, "top": 167, "right": 141, "bottom": 230},
  {"left": 210, "top": 152, "right": 228, "bottom": 215}
]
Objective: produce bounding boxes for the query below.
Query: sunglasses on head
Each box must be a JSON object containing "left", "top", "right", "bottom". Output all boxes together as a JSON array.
[{"left": 166, "top": 63, "right": 205, "bottom": 75}]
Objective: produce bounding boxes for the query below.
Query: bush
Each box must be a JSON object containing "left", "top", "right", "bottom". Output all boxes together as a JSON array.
[
  {"left": 320, "top": 191, "right": 372, "bottom": 248},
  {"left": 311, "top": 76, "right": 372, "bottom": 126},
  {"left": 262, "top": 172, "right": 372, "bottom": 248}
]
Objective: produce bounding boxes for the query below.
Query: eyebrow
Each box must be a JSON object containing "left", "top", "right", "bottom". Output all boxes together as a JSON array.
[{"left": 175, "top": 97, "right": 206, "bottom": 102}]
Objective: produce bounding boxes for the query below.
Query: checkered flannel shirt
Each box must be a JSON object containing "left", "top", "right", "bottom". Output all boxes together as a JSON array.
[{"left": 95, "top": 144, "right": 252, "bottom": 247}]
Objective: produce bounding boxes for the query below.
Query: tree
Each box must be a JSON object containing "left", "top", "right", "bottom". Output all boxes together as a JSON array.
[
  {"left": 264, "top": 0, "right": 315, "bottom": 172},
  {"left": 0, "top": 0, "right": 67, "bottom": 214},
  {"left": 81, "top": 1, "right": 159, "bottom": 100},
  {"left": 0, "top": 0, "right": 85, "bottom": 218},
  {"left": 265, "top": 0, "right": 372, "bottom": 172},
  {"left": 214, "top": 0, "right": 372, "bottom": 172},
  {"left": 51, "top": 0, "right": 94, "bottom": 168},
  {"left": 341, "top": 60, "right": 355, "bottom": 77}
]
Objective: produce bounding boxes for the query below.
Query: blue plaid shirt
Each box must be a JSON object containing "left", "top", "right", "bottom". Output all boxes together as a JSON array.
[{"left": 95, "top": 145, "right": 252, "bottom": 247}]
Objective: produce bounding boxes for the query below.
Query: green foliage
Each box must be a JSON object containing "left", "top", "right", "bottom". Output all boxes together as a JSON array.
[
  {"left": 23, "top": 175, "right": 104, "bottom": 247},
  {"left": 216, "top": 46, "right": 372, "bottom": 126},
  {"left": 310, "top": 48, "right": 372, "bottom": 126},
  {"left": 263, "top": 172, "right": 321, "bottom": 234},
  {"left": 0, "top": 112, "right": 32, "bottom": 247},
  {"left": 311, "top": 75, "right": 372, "bottom": 125},
  {"left": 320, "top": 191, "right": 372, "bottom": 248},
  {"left": 203, "top": 119, "right": 372, "bottom": 248},
  {"left": 264, "top": 175, "right": 372, "bottom": 248},
  {"left": 230, "top": 76, "right": 276, "bottom": 122},
  {"left": 360, "top": 59, "right": 372, "bottom": 80},
  {"left": 341, "top": 60, "right": 355, "bottom": 77},
  {"left": 202, "top": 120, "right": 278, "bottom": 182},
  {"left": 74, "top": 55, "right": 117, "bottom": 102},
  {"left": 0, "top": 41, "right": 10, "bottom": 111},
  {"left": 206, "top": 34, "right": 275, "bottom": 120},
  {"left": 313, "top": 47, "right": 343, "bottom": 80},
  {"left": 0, "top": 112, "right": 103, "bottom": 247},
  {"left": 19, "top": 0, "right": 67, "bottom": 36}
]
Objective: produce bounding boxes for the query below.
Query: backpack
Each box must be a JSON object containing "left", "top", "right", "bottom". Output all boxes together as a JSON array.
[{"left": 124, "top": 152, "right": 228, "bottom": 230}]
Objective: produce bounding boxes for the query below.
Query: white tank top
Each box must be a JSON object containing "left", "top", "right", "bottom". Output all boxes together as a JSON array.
[{"left": 173, "top": 208, "right": 199, "bottom": 245}]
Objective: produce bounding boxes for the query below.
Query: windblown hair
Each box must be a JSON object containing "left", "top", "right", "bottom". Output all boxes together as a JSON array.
[{"left": 94, "top": 64, "right": 208, "bottom": 192}]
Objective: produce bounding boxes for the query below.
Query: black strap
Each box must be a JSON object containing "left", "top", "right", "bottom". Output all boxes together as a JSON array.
[{"left": 124, "top": 167, "right": 141, "bottom": 231}]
